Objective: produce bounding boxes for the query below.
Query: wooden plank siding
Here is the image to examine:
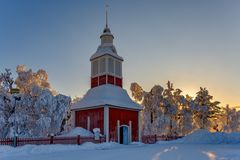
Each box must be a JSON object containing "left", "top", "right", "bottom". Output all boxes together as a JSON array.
[
  {"left": 75, "top": 108, "right": 104, "bottom": 134},
  {"left": 109, "top": 108, "right": 139, "bottom": 142}
]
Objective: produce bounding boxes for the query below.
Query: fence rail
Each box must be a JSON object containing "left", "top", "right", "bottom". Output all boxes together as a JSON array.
[
  {"left": 142, "top": 135, "right": 183, "bottom": 144},
  {"left": 0, "top": 135, "right": 106, "bottom": 147},
  {"left": 1, "top": 134, "right": 180, "bottom": 147}
]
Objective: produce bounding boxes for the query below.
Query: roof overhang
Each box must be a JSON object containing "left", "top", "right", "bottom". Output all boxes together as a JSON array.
[{"left": 71, "top": 84, "right": 143, "bottom": 111}]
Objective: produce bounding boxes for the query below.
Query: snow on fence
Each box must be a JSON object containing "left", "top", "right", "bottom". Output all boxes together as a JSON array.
[
  {"left": 142, "top": 135, "right": 183, "bottom": 144},
  {"left": 0, "top": 135, "right": 106, "bottom": 147}
]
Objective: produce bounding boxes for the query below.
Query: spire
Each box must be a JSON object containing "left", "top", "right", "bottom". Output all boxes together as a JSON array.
[
  {"left": 103, "top": 3, "right": 111, "bottom": 33},
  {"left": 105, "top": 4, "right": 109, "bottom": 28},
  {"left": 100, "top": 2, "right": 113, "bottom": 43}
]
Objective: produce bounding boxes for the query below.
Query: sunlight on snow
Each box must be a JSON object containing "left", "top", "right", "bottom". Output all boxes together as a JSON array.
[
  {"left": 202, "top": 151, "right": 216, "bottom": 160},
  {"left": 152, "top": 146, "right": 178, "bottom": 160}
]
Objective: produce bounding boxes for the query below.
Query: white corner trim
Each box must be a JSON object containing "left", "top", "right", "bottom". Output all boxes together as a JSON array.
[
  {"left": 129, "top": 121, "right": 132, "bottom": 143},
  {"left": 117, "top": 120, "right": 120, "bottom": 143},
  {"left": 104, "top": 106, "right": 109, "bottom": 142},
  {"left": 87, "top": 116, "right": 90, "bottom": 131},
  {"left": 72, "top": 111, "right": 76, "bottom": 127}
]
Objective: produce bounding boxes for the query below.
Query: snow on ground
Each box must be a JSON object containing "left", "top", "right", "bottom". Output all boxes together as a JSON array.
[
  {"left": 1, "top": 143, "right": 240, "bottom": 160},
  {"left": 1, "top": 130, "right": 240, "bottom": 160},
  {"left": 179, "top": 129, "right": 240, "bottom": 144},
  {"left": 59, "top": 127, "right": 94, "bottom": 137}
]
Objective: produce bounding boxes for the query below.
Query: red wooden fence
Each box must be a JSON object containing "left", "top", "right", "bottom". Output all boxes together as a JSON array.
[
  {"left": 142, "top": 135, "right": 183, "bottom": 144},
  {"left": 0, "top": 135, "right": 180, "bottom": 147},
  {"left": 0, "top": 136, "right": 106, "bottom": 147}
]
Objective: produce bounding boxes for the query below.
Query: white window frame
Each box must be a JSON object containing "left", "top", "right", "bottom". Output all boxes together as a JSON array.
[
  {"left": 115, "top": 60, "right": 122, "bottom": 77},
  {"left": 99, "top": 57, "right": 106, "bottom": 74},
  {"left": 107, "top": 56, "right": 115, "bottom": 74},
  {"left": 91, "top": 60, "right": 99, "bottom": 77}
]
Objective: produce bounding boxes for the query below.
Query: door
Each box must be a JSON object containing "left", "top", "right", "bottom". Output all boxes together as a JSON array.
[{"left": 119, "top": 126, "right": 129, "bottom": 145}]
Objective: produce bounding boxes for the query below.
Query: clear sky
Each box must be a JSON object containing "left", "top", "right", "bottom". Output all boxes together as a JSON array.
[{"left": 1, "top": 0, "right": 240, "bottom": 107}]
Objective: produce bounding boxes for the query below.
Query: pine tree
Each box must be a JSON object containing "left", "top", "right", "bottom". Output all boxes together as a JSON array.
[{"left": 193, "top": 87, "right": 221, "bottom": 130}]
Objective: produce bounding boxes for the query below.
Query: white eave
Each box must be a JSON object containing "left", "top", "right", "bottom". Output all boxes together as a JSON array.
[
  {"left": 90, "top": 44, "right": 123, "bottom": 61},
  {"left": 71, "top": 84, "right": 143, "bottom": 111}
]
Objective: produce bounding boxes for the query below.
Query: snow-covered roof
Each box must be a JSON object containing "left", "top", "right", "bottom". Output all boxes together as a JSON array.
[
  {"left": 90, "top": 44, "right": 123, "bottom": 61},
  {"left": 71, "top": 84, "right": 143, "bottom": 111}
]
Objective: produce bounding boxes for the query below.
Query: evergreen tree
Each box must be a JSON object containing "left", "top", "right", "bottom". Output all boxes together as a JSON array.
[{"left": 193, "top": 87, "right": 221, "bottom": 130}]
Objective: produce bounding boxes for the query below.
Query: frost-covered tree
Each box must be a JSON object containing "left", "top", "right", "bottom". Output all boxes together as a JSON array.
[
  {"left": 131, "top": 81, "right": 185, "bottom": 136},
  {"left": 3, "top": 90, "right": 71, "bottom": 138},
  {"left": 0, "top": 91, "right": 13, "bottom": 138},
  {"left": 63, "top": 97, "right": 82, "bottom": 132},
  {"left": 162, "top": 81, "right": 178, "bottom": 136},
  {"left": 193, "top": 87, "right": 221, "bottom": 130},
  {"left": 131, "top": 81, "right": 224, "bottom": 137},
  {"left": 0, "top": 66, "right": 71, "bottom": 138},
  {"left": 131, "top": 82, "right": 165, "bottom": 136},
  {"left": 178, "top": 95, "right": 194, "bottom": 135},
  {"left": 130, "top": 83, "right": 145, "bottom": 102},
  {"left": 15, "top": 65, "right": 51, "bottom": 95},
  {"left": 0, "top": 69, "right": 14, "bottom": 92},
  {"left": 220, "top": 106, "right": 240, "bottom": 132}
]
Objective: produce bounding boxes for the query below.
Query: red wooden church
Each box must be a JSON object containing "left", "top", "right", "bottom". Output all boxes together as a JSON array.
[{"left": 71, "top": 16, "right": 143, "bottom": 144}]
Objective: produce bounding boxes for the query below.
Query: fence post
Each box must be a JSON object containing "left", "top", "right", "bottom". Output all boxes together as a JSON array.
[
  {"left": 77, "top": 135, "right": 80, "bottom": 145},
  {"left": 154, "top": 134, "right": 157, "bottom": 143},
  {"left": 13, "top": 136, "right": 18, "bottom": 147},
  {"left": 50, "top": 135, "right": 54, "bottom": 144}
]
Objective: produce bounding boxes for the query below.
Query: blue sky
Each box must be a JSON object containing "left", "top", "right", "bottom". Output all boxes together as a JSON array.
[{"left": 1, "top": 0, "right": 240, "bottom": 106}]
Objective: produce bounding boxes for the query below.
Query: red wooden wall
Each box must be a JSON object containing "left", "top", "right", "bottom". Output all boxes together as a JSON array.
[
  {"left": 75, "top": 108, "right": 104, "bottom": 134},
  {"left": 91, "top": 75, "right": 122, "bottom": 88},
  {"left": 115, "top": 77, "right": 122, "bottom": 88},
  {"left": 91, "top": 77, "right": 98, "bottom": 88},
  {"left": 109, "top": 108, "right": 139, "bottom": 142}
]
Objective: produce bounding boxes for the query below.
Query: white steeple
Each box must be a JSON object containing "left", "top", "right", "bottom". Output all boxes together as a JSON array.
[
  {"left": 90, "top": 5, "right": 123, "bottom": 61},
  {"left": 90, "top": 5, "right": 124, "bottom": 88}
]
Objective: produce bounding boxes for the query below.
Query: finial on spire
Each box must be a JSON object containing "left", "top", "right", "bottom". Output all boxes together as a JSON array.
[{"left": 105, "top": 3, "right": 109, "bottom": 28}]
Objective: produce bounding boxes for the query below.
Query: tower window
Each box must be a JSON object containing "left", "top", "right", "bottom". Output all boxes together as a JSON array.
[
  {"left": 99, "top": 58, "right": 106, "bottom": 73},
  {"left": 92, "top": 60, "right": 99, "bottom": 76},
  {"left": 108, "top": 57, "right": 114, "bottom": 74},
  {"left": 115, "top": 60, "right": 122, "bottom": 76}
]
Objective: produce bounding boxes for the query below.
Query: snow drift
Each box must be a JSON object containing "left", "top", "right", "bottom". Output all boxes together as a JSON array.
[
  {"left": 60, "top": 127, "right": 94, "bottom": 137},
  {"left": 177, "top": 129, "right": 240, "bottom": 144}
]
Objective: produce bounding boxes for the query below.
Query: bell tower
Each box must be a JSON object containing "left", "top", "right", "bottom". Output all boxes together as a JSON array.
[{"left": 90, "top": 7, "right": 123, "bottom": 88}]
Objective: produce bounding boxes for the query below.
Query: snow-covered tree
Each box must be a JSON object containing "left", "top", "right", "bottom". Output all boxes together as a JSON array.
[
  {"left": 177, "top": 95, "right": 194, "bottom": 135},
  {"left": 219, "top": 105, "right": 240, "bottom": 132},
  {"left": 0, "top": 66, "right": 71, "bottom": 138},
  {"left": 15, "top": 65, "right": 51, "bottom": 95},
  {"left": 0, "top": 69, "right": 14, "bottom": 92},
  {"left": 0, "top": 91, "right": 13, "bottom": 138},
  {"left": 131, "top": 82, "right": 222, "bottom": 137},
  {"left": 131, "top": 83, "right": 163, "bottom": 135},
  {"left": 161, "top": 81, "right": 178, "bottom": 136},
  {"left": 193, "top": 87, "right": 221, "bottom": 130}
]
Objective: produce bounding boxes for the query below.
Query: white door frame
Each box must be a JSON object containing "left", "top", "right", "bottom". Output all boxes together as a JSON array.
[
  {"left": 119, "top": 125, "right": 130, "bottom": 144},
  {"left": 129, "top": 121, "right": 132, "bottom": 143}
]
